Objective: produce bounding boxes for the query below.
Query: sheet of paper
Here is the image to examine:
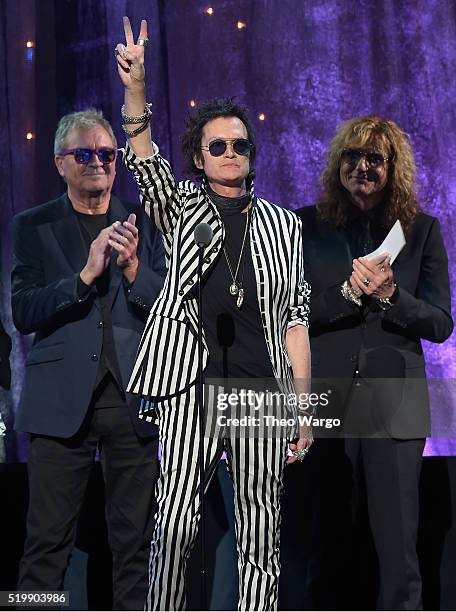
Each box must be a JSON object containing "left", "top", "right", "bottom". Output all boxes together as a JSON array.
[{"left": 364, "top": 219, "right": 405, "bottom": 264}]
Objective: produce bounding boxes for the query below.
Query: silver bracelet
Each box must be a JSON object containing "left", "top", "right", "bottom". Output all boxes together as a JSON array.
[
  {"left": 378, "top": 283, "right": 397, "bottom": 310},
  {"left": 341, "top": 280, "right": 362, "bottom": 307},
  {"left": 121, "top": 102, "right": 152, "bottom": 125}
]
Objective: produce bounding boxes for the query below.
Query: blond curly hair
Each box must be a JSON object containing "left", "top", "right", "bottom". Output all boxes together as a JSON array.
[{"left": 318, "top": 115, "right": 420, "bottom": 231}]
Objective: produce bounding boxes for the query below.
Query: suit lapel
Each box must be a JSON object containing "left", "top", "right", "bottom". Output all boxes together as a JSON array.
[
  {"left": 305, "top": 218, "right": 353, "bottom": 291},
  {"left": 51, "top": 194, "right": 88, "bottom": 273},
  {"left": 178, "top": 192, "right": 223, "bottom": 292}
]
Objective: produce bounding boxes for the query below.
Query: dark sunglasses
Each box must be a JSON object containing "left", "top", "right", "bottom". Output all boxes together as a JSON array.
[
  {"left": 342, "top": 148, "right": 389, "bottom": 168},
  {"left": 59, "top": 148, "right": 117, "bottom": 164},
  {"left": 201, "top": 138, "right": 252, "bottom": 157}
]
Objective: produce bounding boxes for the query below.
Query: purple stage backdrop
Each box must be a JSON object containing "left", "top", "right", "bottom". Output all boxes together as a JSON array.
[{"left": 0, "top": 1, "right": 454, "bottom": 460}]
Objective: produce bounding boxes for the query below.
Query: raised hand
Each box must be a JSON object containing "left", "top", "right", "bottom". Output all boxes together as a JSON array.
[{"left": 115, "top": 17, "right": 148, "bottom": 90}]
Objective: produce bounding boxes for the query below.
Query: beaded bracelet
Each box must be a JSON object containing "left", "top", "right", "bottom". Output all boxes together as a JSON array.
[
  {"left": 121, "top": 102, "right": 152, "bottom": 125},
  {"left": 341, "top": 279, "right": 362, "bottom": 307}
]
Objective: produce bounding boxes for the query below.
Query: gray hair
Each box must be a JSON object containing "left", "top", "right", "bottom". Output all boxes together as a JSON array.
[{"left": 54, "top": 108, "right": 117, "bottom": 155}]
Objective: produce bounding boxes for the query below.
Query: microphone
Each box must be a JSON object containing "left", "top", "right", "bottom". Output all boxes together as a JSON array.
[{"left": 194, "top": 223, "right": 213, "bottom": 248}]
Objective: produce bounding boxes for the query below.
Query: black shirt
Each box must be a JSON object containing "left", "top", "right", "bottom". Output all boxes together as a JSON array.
[
  {"left": 202, "top": 192, "right": 274, "bottom": 379},
  {"left": 75, "top": 210, "right": 126, "bottom": 408}
]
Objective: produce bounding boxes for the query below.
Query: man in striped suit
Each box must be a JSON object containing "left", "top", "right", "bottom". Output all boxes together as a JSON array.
[{"left": 115, "top": 17, "right": 312, "bottom": 611}]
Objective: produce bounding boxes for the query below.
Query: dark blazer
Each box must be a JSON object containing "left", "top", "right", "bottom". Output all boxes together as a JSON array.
[
  {"left": 297, "top": 205, "right": 453, "bottom": 438},
  {"left": 11, "top": 193, "right": 166, "bottom": 438},
  {"left": 0, "top": 316, "right": 12, "bottom": 390}
]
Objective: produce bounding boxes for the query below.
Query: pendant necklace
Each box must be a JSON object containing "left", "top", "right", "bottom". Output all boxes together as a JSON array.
[{"left": 223, "top": 210, "right": 250, "bottom": 308}]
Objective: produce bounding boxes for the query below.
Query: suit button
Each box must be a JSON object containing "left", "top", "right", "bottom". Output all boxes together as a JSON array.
[
  {"left": 178, "top": 289, "right": 184, "bottom": 296},
  {"left": 91, "top": 354, "right": 98, "bottom": 362},
  {"left": 354, "top": 369, "right": 359, "bottom": 375},
  {"left": 187, "top": 278, "right": 194, "bottom": 285},
  {"left": 135, "top": 296, "right": 141, "bottom": 304},
  {"left": 204, "top": 256, "right": 211, "bottom": 263},
  {"left": 212, "top": 246, "right": 219, "bottom": 253},
  {"left": 97, "top": 321, "right": 103, "bottom": 328}
]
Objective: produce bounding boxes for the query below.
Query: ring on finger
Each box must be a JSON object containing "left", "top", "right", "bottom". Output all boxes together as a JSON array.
[
  {"left": 363, "top": 278, "right": 370, "bottom": 286},
  {"left": 138, "top": 38, "right": 149, "bottom": 47},
  {"left": 293, "top": 448, "right": 309, "bottom": 462}
]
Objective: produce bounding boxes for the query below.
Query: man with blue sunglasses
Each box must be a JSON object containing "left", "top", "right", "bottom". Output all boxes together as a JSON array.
[{"left": 12, "top": 109, "right": 166, "bottom": 610}]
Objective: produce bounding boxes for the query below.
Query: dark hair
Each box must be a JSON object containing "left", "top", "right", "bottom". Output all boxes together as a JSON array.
[{"left": 181, "top": 98, "right": 256, "bottom": 181}]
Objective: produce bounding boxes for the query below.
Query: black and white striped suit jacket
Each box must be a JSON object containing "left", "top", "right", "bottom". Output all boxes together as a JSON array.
[{"left": 123, "top": 143, "right": 310, "bottom": 399}]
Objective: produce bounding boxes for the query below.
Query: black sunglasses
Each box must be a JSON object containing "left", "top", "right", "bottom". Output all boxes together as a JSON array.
[
  {"left": 201, "top": 138, "right": 252, "bottom": 157},
  {"left": 342, "top": 148, "right": 389, "bottom": 168},
  {"left": 60, "top": 148, "right": 117, "bottom": 164}
]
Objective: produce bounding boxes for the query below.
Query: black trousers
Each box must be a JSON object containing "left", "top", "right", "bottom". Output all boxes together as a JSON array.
[
  {"left": 345, "top": 437, "right": 425, "bottom": 611},
  {"left": 18, "top": 406, "right": 159, "bottom": 611}
]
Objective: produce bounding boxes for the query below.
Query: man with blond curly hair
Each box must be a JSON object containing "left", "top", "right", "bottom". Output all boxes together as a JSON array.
[{"left": 298, "top": 116, "right": 453, "bottom": 610}]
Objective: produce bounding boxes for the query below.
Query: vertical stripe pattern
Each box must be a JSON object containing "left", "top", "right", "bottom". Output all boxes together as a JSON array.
[
  {"left": 148, "top": 389, "right": 289, "bottom": 611},
  {"left": 123, "top": 144, "right": 310, "bottom": 400},
  {"left": 122, "top": 143, "right": 311, "bottom": 610}
]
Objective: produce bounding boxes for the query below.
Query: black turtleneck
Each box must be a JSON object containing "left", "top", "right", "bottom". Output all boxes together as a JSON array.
[{"left": 201, "top": 185, "right": 274, "bottom": 380}]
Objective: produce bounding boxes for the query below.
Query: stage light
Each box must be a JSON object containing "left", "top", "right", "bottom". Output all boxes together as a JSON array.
[
  {"left": 237, "top": 21, "right": 246, "bottom": 30},
  {"left": 258, "top": 113, "right": 266, "bottom": 121},
  {"left": 206, "top": 7, "right": 214, "bottom": 15},
  {"left": 25, "top": 41, "right": 35, "bottom": 62},
  {"left": 26, "top": 132, "right": 34, "bottom": 140},
  {"left": 190, "top": 100, "right": 196, "bottom": 108}
]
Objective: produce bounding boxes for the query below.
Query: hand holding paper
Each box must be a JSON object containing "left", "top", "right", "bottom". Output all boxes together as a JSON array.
[
  {"left": 364, "top": 219, "right": 406, "bottom": 264},
  {"left": 350, "top": 220, "right": 405, "bottom": 300}
]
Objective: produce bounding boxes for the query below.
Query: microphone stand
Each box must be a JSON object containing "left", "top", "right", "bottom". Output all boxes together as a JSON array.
[
  {"left": 194, "top": 221, "right": 213, "bottom": 609},
  {"left": 197, "top": 244, "right": 207, "bottom": 609}
]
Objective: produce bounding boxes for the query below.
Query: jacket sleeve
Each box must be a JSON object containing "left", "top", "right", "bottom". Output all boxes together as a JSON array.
[
  {"left": 381, "top": 218, "right": 453, "bottom": 343},
  {"left": 307, "top": 280, "right": 360, "bottom": 330},
  {"left": 288, "top": 215, "right": 311, "bottom": 328},
  {"left": 11, "top": 215, "right": 93, "bottom": 335},
  {"left": 122, "top": 142, "right": 189, "bottom": 238},
  {"left": 126, "top": 217, "right": 166, "bottom": 315}
]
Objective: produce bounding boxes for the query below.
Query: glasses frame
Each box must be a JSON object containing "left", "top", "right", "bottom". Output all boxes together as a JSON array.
[
  {"left": 341, "top": 147, "right": 390, "bottom": 168},
  {"left": 201, "top": 138, "right": 253, "bottom": 157},
  {"left": 59, "top": 147, "right": 117, "bottom": 165}
]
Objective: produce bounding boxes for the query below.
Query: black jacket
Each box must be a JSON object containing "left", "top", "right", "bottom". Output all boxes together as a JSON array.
[
  {"left": 11, "top": 193, "right": 165, "bottom": 438},
  {"left": 298, "top": 205, "right": 453, "bottom": 438}
]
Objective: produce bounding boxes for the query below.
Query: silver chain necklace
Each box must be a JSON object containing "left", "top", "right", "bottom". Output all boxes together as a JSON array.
[{"left": 223, "top": 210, "right": 250, "bottom": 308}]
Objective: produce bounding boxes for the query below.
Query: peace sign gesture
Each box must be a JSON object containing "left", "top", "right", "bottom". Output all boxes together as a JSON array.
[{"left": 115, "top": 16, "right": 148, "bottom": 90}]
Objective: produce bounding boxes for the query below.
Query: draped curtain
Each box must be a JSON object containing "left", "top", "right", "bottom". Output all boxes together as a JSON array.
[{"left": 1, "top": 0, "right": 455, "bottom": 460}]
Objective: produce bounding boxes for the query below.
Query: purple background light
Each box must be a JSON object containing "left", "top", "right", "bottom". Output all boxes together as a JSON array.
[{"left": 0, "top": 1, "right": 454, "bottom": 459}]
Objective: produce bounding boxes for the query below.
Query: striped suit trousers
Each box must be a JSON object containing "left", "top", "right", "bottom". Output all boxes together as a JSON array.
[{"left": 146, "top": 386, "right": 289, "bottom": 611}]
